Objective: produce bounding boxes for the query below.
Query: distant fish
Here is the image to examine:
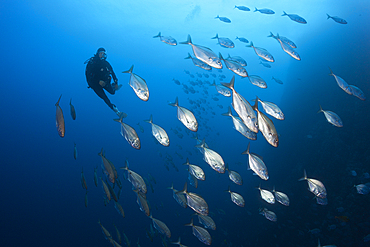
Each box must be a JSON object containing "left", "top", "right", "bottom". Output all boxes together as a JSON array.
[
  {"left": 272, "top": 186, "right": 290, "bottom": 206},
  {"left": 328, "top": 67, "right": 352, "bottom": 95},
  {"left": 226, "top": 186, "right": 245, "bottom": 207},
  {"left": 242, "top": 143, "right": 269, "bottom": 180},
  {"left": 212, "top": 34, "right": 235, "bottom": 48},
  {"left": 254, "top": 7, "right": 275, "bottom": 14},
  {"left": 354, "top": 184, "right": 370, "bottom": 195},
  {"left": 185, "top": 218, "right": 212, "bottom": 245},
  {"left": 299, "top": 169, "right": 327, "bottom": 198},
  {"left": 100, "top": 177, "right": 111, "bottom": 201},
  {"left": 176, "top": 183, "right": 209, "bottom": 215},
  {"left": 236, "top": 37, "right": 249, "bottom": 43},
  {"left": 169, "top": 97, "right": 198, "bottom": 132},
  {"left": 259, "top": 61, "right": 271, "bottom": 68},
  {"left": 248, "top": 75, "right": 267, "bottom": 89},
  {"left": 222, "top": 106, "right": 257, "bottom": 140},
  {"left": 94, "top": 166, "right": 98, "bottom": 187},
  {"left": 134, "top": 188, "right": 150, "bottom": 216},
  {"left": 122, "top": 65, "right": 149, "bottom": 101},
  {"left": 114, "top": 115, "right": 141, "bottom": 149},
  {"left": 149, "top": 215, "right": 171, "bottom": 238},
  {"left": 69, "top": 98, "right": 76, "bottom": 120},
  {"left": 167, "top": 183, "right": 187, "bottom": 208},
  {"left": 73, "top": 142, "right": 77, "bottom": 160},
  {"left": 184, "top": 53, "right": 212, "bottom": 71},
  {"left": 327, "top": 14, "right": 347, "bottom": 24},
  {"left": 183, "top": 158, "right": 205, "bottom": 181},
  {"left": 196, "top": 213, "right": 216, "bottom": 230},
  {"left": 84, "top": 191, "right": 88, "bottom": 208},
  {"left": 180, "top": 35, "right": 222, "bottom": 69},
  {"left": 271, "top": 76, "right": 283, "bottom": 85},
  {"left": 226, "top": 54, "right": 247, "bottom": 67},
  {"left": 247, "top": 42, "right": 274, "bottom": 62},
  {"left": 215, "top": 15, "right": 231, "bottom": 23},
  {"left": 211, "top": 81, "right": 231, "bottom": 97},
  {"left": 234, "top": 5, "right": 250, "bottom": 11},
  {"left": 144, "top": 114, "right": 169, "bottom": 147},
  {"left": 259, "top": 208, "right": 277, "bottom": 222},
  {"left": 282, "top": 11, "right": 307, "bottom": 24},
  {"left": 153, "top": 32, "right": 177, "bottom": 45},
  {"left": 81, "top": 167, "right": 87, "bottom": 190},
  {"left": 274, "top": 33, "right": 301, "bottom": 60},
  {"left": 268, "top": 32, "right": 297, "bottom": 48},
  {"left": 219, "top": 53, "right": 248, "bottom": 77},
  {"left": 349, "top": 85, "right": 366, "bottom": 101},
  {"left": 98, "top": 148, "right": 117, "bottom": 184},
  {"left": 55, "top": 94, "right": 65, "bottom": 138},
  {"left": 318, "top": 105, "right": 343, "bottom": 127}
]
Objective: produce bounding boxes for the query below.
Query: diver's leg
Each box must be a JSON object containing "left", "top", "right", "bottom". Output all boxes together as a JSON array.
[
  {"left": 104, "top": 83, "right": 116, "bottom": 95},
  {"left": 91, "top": 85, "right": 114, "bottom": 109}
]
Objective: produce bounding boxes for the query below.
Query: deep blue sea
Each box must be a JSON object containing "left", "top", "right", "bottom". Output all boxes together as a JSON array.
[{"left": 1, "top": 1, "right": 370, "bottom": 246}]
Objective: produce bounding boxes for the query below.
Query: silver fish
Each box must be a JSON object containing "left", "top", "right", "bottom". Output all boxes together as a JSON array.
[
  {"left": 226, "top": 187, "right": 245, "bottom": 207},
  {"left": 184, "top": 53, "right": 212, "bottom": 71},
  {"left": 134, "top": 189, "right": 150, "bottom": 216},
  {"left": 167, "top": 183, "right": 187, "bottom": 208},
  {"left": 247, "top": 42, "right": 274, "bottom": 62},
  {"left": 55, "top": 94, "right": 65, "bottom": 138},
  {"left": 180, "top": 35, "right": 222, "bottom": 69},
  {"left": 268, "top": 32, "right": 297, "bottom": 48},
  {"left": 169, "top": 97, "right": 198, "bottom": 132},
  {"left": 318, "top": 105, "right": 343, "bottom": 127},
  {"left": 235, "top": 37, "right": 249, "bottom": 43},
  {"left": 222, "top": 76, "right": 258, "bottom": 133},
  {"left": 259, "top": 61, "right": 271, "bottom": 68},
  {"left": 234, "top": 5, "right": 250, "bottom": 11},
  {"left": 248, "top": 75, "right": 267, "bottom": 89},
  {"left": 282, "top": 11, "right": 307, "bottom": 24},
  {"left": 275, "top": 34, "right": 301, "bottom": 60},
  {"left": 188, "top": 173, "right": 198, "bottom": 188},
  {"left": 226, "top": 54, "right": 247, "bottom": 66},
  {"left": 242, "top": 143, "right": 269, "bottom": 180},
  {"left": 215, "top": 15, "right": 231, "bottom": 23},
  {"left": 195, "top": 140, "right": 225, "bottom": 173},
  {"left": 299, "top": 169, "right": 327, "bottom": 198},
  {"left": 69, "top": 98, "right": 76, "bottom": 120},
  {"left": 254, "top": 7, "right": 275, "bottom": 14},
  {"left": 222, "top": 106, "right": 257, "bottom": 140},
  {"left": 327, "top": 14, "right": 347, "bottom": 24},
  {"left": 177, "top": 183, "right": 209, "bottom": 215},
  {"left": 211, "top": 81, "right": 231, "bottom": 97},
  {"left": 153, "top": 32, "right": 177, "bottom": 45},
  {"left": 145, "top": 115, "right": 169, "bottom": 147},
  {"left": 185, "top": 219, "right": 212, "bottom": 245},
  {"left": 183, "top": 158, "right": 205, "bottom": 181},
  {"left": 219, "top": 53, "right": 248, "bottom": 77},
  {"left": 272, "top": 186, "right": 290, "bottom": 206},
  {"left": 122, "top": 65, "right": 149, "bottom": 101},
  {"left": 114, "top": 201, "right": 125, "bottom": 217},
  {"left": 254, "top": 97, "right": 279, "bottom": 147},
  {"left": 258, "top": 98, "right": 284, "bottom": 120},
  {"left": 259, "top": 208, "right": 277, "bottom": 222},
  {"left": 349, "top": 85, "right": 365, "bottom": 100},
  {"left": 114, "top": 116, "right": 141, "bottom": 149},
  {"left": 257, "top": 185, "right": 275, "bottom": 204},
  {"left": 329, "top": 67, "right": 353, "bottom": 95},
  {"left": 149, "top": 215, "right": 171, "bottom": 238},
  {"left": 196, "top": 213, "right": 216, "bottom": 230},
  {"left": 226, "top": 166, "right": 243, "bottom": 185},
  {"left": 121, "top": 160, "right": 147, "bottom": 194},
  {"left": 212, "top": 34, "right": 234, "bottom": 48}
]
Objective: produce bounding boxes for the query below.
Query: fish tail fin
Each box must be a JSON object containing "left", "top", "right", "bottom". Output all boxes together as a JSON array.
[
  {"left": 144, "top": 114, "right": 153, "bottom": 124},
  {"left": 183, "top": 158, "right": 190, "bottom": 166},
  {"left": 219, "top": 52, "right": 224, "bottom": 60},
  {"left": 214, "top": 15, "right": 220, "bottom": 19},
  {"left": 153, "top": 32, "right": 161, "bottom": 38},
  {"left": 119, "top": 160, "right": 129, "bottom": 170},
  {"left": 221, "top": 106, "right": 233, "bottom": 117},
  {"left": 169, "top": 97, "right": 179, "bottom": 107},
  {"left": 326, "top": 14, "right": 331, "bottom": 19},
  {"left": 171, "top": 237, "right": 182, "bottom": 245},
  {"left": 318, "top": 104, "right": 323, "bottom": 113},
  {"left": 122, "top": 65, "right": 134, "bottom": 74},
  {"left": 177, "top": 182, "right": 188, "bottom": 195},
  {"left": 70, "top": 98, "right": 72, "bottom": 105},
  {"left": 235, "top": 36, "right": 239, "bottom": 40},
  {"left": 272, "top": 185, "right": 276, "bottom": 192},
  {"left": 211, "top": 33, "right": 218, "bottom": 39},
  {"left": 318, "top": 239, "right": 321, "bottom": 247},
  {"left": 98, "top": 148, "right": 104, "bottom": 157},
  {"left": 246, "top": 41, "right": 253, "bottom": 47},
  {"left": 328, "top": 66, "right": 334, "bottom": 76},
  {"left": 184, "top": 53, "right": 192, "bottom": 59},
  {"left": 254, "top": 7, "right": 258, "bottom": 12},
  {"left": 267, "top": 32, "right": 274, "bottom": 37},
  {"left": 167, "top": 183, "right": 174, "bottom": 190},
  {"left": 253, "top": 96, "right": 259, "bottom": 111},
  {"left": 179, "top": 34, "right": 192, "bottom": 45},
  {"left": 56, "top": 94, "right": 62, "bottom": 106},
  {"left": 298, "top": 169, "right": 307, "bottom": 181},
  {"left": 184, "top": 218, "right": 194, "bottom": 227},
  {"left": 210, "top": 80, "right": 216, "bottom": 86},
  {"left": 221, "top": 75, "right": 235, "bottom": 90},
  {"left": 241, "top": 142, "right": 250, "bottom": 155},
  {"left": 282, "top": 11, "right": 287, "bottom": 16}
]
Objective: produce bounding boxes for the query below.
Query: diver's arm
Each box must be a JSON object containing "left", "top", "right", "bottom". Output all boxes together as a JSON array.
[{"left": 107, "top": 62, "right": 118, "bottom": 82}]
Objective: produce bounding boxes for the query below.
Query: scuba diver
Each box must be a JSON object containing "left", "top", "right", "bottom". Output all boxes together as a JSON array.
[{"left": 85, "top": 47, "right": 126, "bottom": 117}]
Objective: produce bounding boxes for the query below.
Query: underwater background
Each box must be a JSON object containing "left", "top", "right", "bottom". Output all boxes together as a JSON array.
[{"left": 1, "top": 0, "right": 370, "bottom": 246}]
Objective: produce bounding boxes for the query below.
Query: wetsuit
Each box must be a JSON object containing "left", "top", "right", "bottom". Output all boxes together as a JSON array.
[{"left": 85, "top": 56, "right": 118, "bottom": 110}]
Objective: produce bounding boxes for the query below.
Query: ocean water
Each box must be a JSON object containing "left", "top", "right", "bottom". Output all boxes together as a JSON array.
[{"left": 1, "top": 1, "right": 370, "bottom": 246}]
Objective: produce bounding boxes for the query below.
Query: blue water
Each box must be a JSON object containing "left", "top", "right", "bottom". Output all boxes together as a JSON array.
[{"left": 1, "top": 1, "right": 370, "bottom": 246}]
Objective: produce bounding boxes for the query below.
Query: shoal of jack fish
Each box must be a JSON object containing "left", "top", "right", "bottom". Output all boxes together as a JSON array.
[{"left": 53, "top": 4, "right": 367, "bottom": 247}]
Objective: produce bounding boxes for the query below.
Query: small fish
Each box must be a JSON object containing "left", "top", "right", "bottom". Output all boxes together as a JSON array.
[
  {"left": 354, "top": 184, "right": 370, "bottom": 195},
  {"left": 254, "top": 8, "right": 275, "bottom": 14},
  {"left": 176, "top": 183, "right": 208, "bottom": 215},
  {"left": 242, "top": 143, "right": 269, "bottom": 180},
  {"left": 183, "top": 158, "right": 205, "bottom": 181},
  {"left": 268, "top": 32, "right": 297, "bottom": 48},
  {"left": 73, "top": 142, "right": 77, "bottom": 160},
  {"left": 94, "top": 166, "right": 98, "bottom": 187},
  {"left": 219, "top": 53, "right": 248, "bottom": 77},
  {"left": 327, "top": 14, "right": 347, "bottom": 24},
  {"left": 247, "top": 42, "right": 274, "bottom": 62},
  {"left": 145, "top": 115, "right": 169, "bottom": 147},
  {"left": 134, "top": 189, "right": 150, "bottom": 216},
  {"left": 328, "top": 67, "right": 353, "bottom": 95},
  {"left": 114, "top": 201, "right": 125, "bottom": 218},
  {"left": 235, "top": 37, "right": 249, "bottom": 43},
  {"left": 272, "top": 186, "right": 289, "bottom": 206},
  {"left": 113, "top": 224, "right": 122, "bottom": 244},
  {"left": 196, "top": 213, "right": 216, "bottom": 230},
  {"left": 318, "top": 105, "right": 343, "bottom": 127},
  {"left": 122, "top": 65, "right": 149, "bottom": 101},
  {"left": 173, "top": 78, "right": 181, "bottom": 85},
  {"left": 248, "top": 75, "right": 267, "bottom": 89},
  {"left": 212, "top": 34, "right": 234, "bottom": 48},
  {"left": 169, "top": 97, "right": 198, "bottom": 132},
  {"left": 226, "top": 54, "right": 247, "bottom": 67},
  {"left": 180, "top": 35, "right": 222, "bottom": 69},
  {"left": 136, "top": 122, "right": 144, "bottom": 133},
  {"left": 167, "top": 183, "right": 187, "bottom": 208},
  {"left": 226, "top": 186, "right": 245, "bottom": 207},
  {"left": 55, "top": 94, "right": 65, "bottom": 138},
  {"left": 282, "top": 11, "right": 307, "bottom": 24},
  {"left": 69, "top": 98, "right": 76, "bottom": 120},
  {"left": 215, "top": 15, "right": 231, "bottom": 23},
  {"left": 120, "top": 160, "right": 147, "bottom": 194},
  {"left": 81, "top": 167, "right": 87, "bottom": 190},
  {"left": 259, "top": 208, "right": 277, "bottom": 222},
  {"left": 222, "top": 106, "right": 257, "bottom": 140},
  {"left": 226, "top": 165, "right": 243, "bottom": 185},
  {"left": 98, "top": 220, "right": 112, "bottom": 241},
  {"left": 153, "top": 32, "right": 177, "bottom": 45},
  {"left": 271, "top": 33, "right": 301, "bottom": 60},
  {"left": 185, "top": 218, "right": 212, "bottom": 245},
  {"left": 349, "top": 85, "right": 366, "bottom": 100},
  {"left": 234, "top": 5, "right": 250, "bottom": 11},
  {"left": 114, "top": 116, "right": 141, "bottom": 149},
  {"left": 259, "top": 61, "right": 271, "bottom": 68},
  {"left": 195, "top": 140, "right": 225, "bottom": 173},
  {"left": 257, "top": 185, "right": 275, "bottom": 204},
  {"left": 184, "top": 53, "right": 212, "bottom": 71},
  {"left": 211, "top": 81, "right": 231, "bottom": 97},
  {"left": 299, "top": 169, "right": 327, "bottom": 198},
  {"left": 98, "top": 148, "right": 117, "bottom": 184},
  {"left": 254, "top": 97, "right": 279, "bottom": 147},
  {"left": 100, "top": 177, "right": 111, "bottom": 201},
  {"left": 149, "top": 214, "right": 171, "bottom": 238},
  {"left": 271, "top": 76, "right": 283, "bottom": 85},
  {"left": 257, "top": 98, "right": 284, "bottom": 120},
  {"left": 84, "top": 191, "right": 88, "bottom": 208}
]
